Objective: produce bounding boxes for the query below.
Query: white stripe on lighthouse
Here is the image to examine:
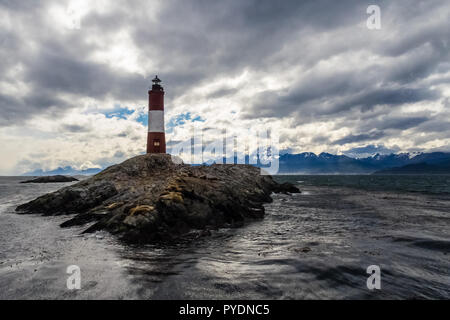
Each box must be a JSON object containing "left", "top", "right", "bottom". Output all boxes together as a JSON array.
[{"left": 148, "top": 110, "right": 164, "bottom": 132}]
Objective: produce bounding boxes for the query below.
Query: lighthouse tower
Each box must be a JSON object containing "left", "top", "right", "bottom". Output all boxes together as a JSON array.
[{"left": 147, "top": 75, "right": 166, "bottom": 154}]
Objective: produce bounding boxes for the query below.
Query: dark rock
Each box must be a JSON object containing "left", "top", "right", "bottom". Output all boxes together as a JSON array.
[
  {"left": 273, "top": 182, "right": 301, "bottom": 194},
  {"left": 16, "top": 181, "right": 117, "bottom": 215},
  {"left": 16, "top": 154, "right": 300, "bottom": 243},
  {"left": 20, "top": 175, "right": 79, "bottom": 183},
  {"left": 293, "top": 246, "right": 311, "bottom": 253}
]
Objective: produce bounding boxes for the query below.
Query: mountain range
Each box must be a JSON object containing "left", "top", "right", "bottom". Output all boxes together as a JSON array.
[
  {"left": 22, "top": 152, "right": 450, "bottom": 176},
  {"left": 23, "top": 166, "right": 102, "bottom": 176}
]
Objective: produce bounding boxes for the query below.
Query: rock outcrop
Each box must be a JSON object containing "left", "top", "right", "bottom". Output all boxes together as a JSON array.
[
  {"left": 16, "top": 154, "right": 299, "bottom": 243},
  {"left": 20, "top": 175, "right": 79, "bottom": 183}
]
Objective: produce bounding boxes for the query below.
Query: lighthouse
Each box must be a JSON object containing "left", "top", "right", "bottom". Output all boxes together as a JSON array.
[{"left": 147, "top": 75, "right": 166, "bottom": 154}]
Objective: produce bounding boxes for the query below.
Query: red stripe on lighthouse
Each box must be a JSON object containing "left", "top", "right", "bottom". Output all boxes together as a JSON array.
[
  {"left": 149, "top": 91, "right": 164, "bottom": 110},
  {"left": 147, "top": 132, "right": 166, "bottom": 154}
]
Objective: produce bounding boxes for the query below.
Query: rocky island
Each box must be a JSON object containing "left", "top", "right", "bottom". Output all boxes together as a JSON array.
[
  {"left": 20, "top": 175, "right": 79, "bottom": 183},
  {"left": 16, "top": 154, "right": 299, "bottom": 243}
]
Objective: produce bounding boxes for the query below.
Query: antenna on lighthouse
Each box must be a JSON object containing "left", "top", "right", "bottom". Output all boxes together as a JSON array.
[{"left": 152, "top": 75, "right": 161, "bottom": 84}]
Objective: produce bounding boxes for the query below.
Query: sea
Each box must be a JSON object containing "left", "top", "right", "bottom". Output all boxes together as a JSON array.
[{"left": 0, "top": 175, "right": 448, "bottom": 299}]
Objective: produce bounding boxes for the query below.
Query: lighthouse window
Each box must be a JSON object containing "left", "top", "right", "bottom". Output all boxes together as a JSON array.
[{"left": 153, "top": 140, "right": 160, "bottom": 147}]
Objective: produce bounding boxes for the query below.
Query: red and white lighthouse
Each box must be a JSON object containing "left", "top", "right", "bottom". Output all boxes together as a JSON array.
[{"left": 147, "top": 75, "right": 166, "bottom": 154}]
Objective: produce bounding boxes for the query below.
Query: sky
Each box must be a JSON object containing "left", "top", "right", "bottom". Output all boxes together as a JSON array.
[{"left": 0, "top": 0, "right": 449, "bottom": 174}]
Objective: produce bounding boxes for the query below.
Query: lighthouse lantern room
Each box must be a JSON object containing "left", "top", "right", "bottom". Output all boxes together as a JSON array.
[{"left": 147, "top": 75, "right": 166, "bottom": 154}]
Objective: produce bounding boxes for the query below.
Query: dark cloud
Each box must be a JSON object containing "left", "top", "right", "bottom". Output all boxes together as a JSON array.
[
  {"left": 371, "top": 116, "right": 429, "bottom": 131},
  {"left": 342, "top": 144, "right": 401, "bottom": 157},
  {"left": 206, "top": 87, "right": 239, "bottom": 99},
  {"left": 0, "top": 0, "right": 449, "bottom": 153},
  {"left": 332, "top": 131, "right": 386, "bottom": 145},
  {"left": 0, "top": 0, "right": 37, "bottom": 11},
  {"left": 245, "top": 74, "right": 440, "bottom": 121},
  {"left": 26, "top": 47, "right": 146, "bottom": 100},
  {"left": 60, "top": 124, "right": 91, "bottom": 133},
  {"left": 415, "top": 119, "right": 450, "bottom": 134}
]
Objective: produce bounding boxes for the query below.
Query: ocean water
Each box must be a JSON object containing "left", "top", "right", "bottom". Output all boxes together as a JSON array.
[
  {"left": 0, "top": 175, "right": 449, "bottom": 299},
  {"left": 274, "top": 174, "right": 450, "bottom": 194}
]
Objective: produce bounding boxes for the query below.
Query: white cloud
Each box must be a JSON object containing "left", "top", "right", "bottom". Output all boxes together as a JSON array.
[{"left": 0, "top": 0, "right": 449, "bottom": 174}]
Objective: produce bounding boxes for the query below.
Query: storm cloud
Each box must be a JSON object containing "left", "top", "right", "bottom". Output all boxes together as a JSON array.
[{"left": 0, "top": 0, "right": 449, "bottom": 173}]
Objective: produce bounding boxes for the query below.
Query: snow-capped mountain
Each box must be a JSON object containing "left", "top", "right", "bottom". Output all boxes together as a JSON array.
[{"left": 275, "top": 152, "right": 450, "bottom": 174}]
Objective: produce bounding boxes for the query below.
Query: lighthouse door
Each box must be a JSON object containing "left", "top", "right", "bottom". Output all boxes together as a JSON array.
[{"left": 153, "top": 139, "right": 160, "bottom": 153}]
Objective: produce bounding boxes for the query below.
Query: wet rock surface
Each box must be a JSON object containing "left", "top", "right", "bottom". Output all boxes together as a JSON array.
[
  {"left": 20, "top": 175, "right": 79, "bottom": 183},
  {"left": 16, "top": 154, "right": 299, "bottom": 243}
]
